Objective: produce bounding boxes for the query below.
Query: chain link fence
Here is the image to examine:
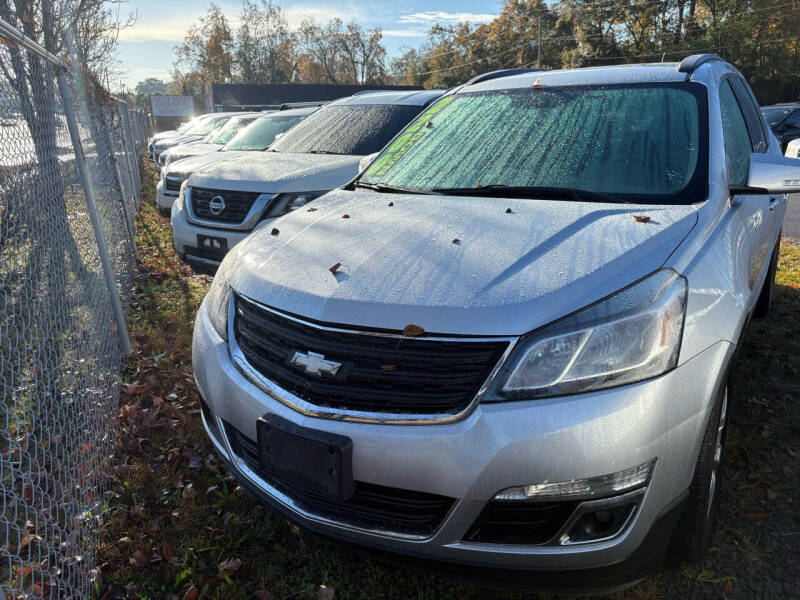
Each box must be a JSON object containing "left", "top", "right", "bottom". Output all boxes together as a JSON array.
[{"left": 0, "top": 17, "right": 148, "bottom": 599}]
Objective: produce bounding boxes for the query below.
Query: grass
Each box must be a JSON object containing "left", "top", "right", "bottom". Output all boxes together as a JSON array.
[{"left": 96, "top": 172, "right": 800, "bottom": 599}]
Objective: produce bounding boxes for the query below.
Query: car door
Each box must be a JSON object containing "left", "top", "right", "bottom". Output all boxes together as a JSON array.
[
  {"left": 728, "top": 78, "right": 786, "bottom": 243},
  {"left": 719, "top": 78, "right": 774, "bottom": 307}
]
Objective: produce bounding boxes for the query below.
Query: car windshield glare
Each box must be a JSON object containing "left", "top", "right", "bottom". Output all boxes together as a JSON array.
[
  {"left": 187, "top": 116, "right": 230, "bottom": 135},
  {"left": 223, "top": 115, "right": 305, "bottom": 151},
  {"left": 361, "top": 84, "right": 708, "bottom": 204},
  {"left": 269, "top": 104, "right": 423, "bottom": 156},
  {"left": 206, "top": 117, "right": 257, "bottom": 144}
]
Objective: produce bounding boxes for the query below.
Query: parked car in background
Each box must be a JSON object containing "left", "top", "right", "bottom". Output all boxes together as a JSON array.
[
  {"left": 156, "top": 107, "right": 315, "bottom": 217},
  {"left": 784, "top": 135, "right": 800, "bottom": 158},
  {"left": 148, "top": 113, "right": 220, "bottom": 154},
  {"left": 192, "top": 56, "right": 800, "bottom": 593},
  {"left": 171, "top": 90, "right": 443, "bottom": 272},
  {"left": 159, "top": 112, "right": 263, "bottom": 168},
  {"left": 148, "top": 113, "right": 245, "bottom": 164},
  {"left": 761, "top": 102, "right": 800, "bottom": 152}
]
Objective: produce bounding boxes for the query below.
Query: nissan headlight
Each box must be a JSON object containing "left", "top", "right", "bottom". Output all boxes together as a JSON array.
[
  {"left": 176, "top": 182, "right": 188, "bottom": 211},
  {"left": 265, "top": 191, "right": 327, "bottom": 218},
  {"left": 499, "top": 269, "right": 686, "bottom": 399},
  {"left": 204, "top": 270, "right": 231, "bottom": 341}
]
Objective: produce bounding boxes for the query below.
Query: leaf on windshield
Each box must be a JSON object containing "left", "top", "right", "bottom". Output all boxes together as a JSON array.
[{"left": 402, "top": 324, "right": 426, "bottom": 337}]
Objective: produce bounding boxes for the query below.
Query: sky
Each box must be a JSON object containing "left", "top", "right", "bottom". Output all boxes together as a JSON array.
[{"left": 114, "top": 0, "right": 502, "bottom": 90}]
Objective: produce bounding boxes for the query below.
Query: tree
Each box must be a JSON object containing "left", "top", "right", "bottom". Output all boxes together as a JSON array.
[
  {"left": 297, "top": 18, "right": 387, "bottom": 84},
  {"left": 174, "top": 3, "right": 235, "bottom": 86},
  {"left": 235, "top": 0, "right": 296, "bottom": 83}
]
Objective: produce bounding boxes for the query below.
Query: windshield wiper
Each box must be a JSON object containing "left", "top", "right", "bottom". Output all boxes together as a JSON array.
[
  {"left": 307, "top": 149, "right": 345, "bottom": 155},
  {"left": 353, "top": 181, "right": 436, "bottom": 195},
  {"left": 431, "top": 185, "right": 623, "bottom": 204}
]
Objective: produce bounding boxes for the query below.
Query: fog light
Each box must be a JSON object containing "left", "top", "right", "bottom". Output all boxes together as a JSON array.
[
  {"left": 564, "top": 503, "right": 635, "bottom": 543},
  {"left": 493, "top": 459, "right": 655, "bottom": 501}
]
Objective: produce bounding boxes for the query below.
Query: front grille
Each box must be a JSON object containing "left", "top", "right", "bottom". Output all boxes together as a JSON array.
[
  {"left": 464, "top": 499, "right": 578, "bottom": 544},
  {"left": 233, "top": 295, "right": 509, "bottom": 415},
  {"left": 165, "top": 175, "right": 185, "bottom": 193},
  {"left": 189, "top": 187, "right": 262, "bottom": 224},
  {"left": 225, "top": 423, "right": 455, "bottom": 537}
]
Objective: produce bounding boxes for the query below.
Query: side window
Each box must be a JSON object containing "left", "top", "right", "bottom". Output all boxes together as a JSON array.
[
  {"left": 719, "top": 80, "right": 753, "bottom": 186},
  {"left": 729, "top": 78, "right": 767, "bottom": 152}
]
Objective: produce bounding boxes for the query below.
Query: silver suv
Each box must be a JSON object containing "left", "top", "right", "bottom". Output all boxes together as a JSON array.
[{"left": 191, "top": 55, "right": 800, "bottom": 593}]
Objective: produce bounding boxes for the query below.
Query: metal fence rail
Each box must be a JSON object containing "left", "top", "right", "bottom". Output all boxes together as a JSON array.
[{"left": 0, "top": 16, "right": 147, "bottom": 599}]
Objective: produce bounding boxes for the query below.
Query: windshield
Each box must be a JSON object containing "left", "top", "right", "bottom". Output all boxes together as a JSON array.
[
  {"left": 204, "top": 116, "right": 258, "bottom": 144},
  {"left": 761, "top": 107, "right": 793, "bottom": 127},
  {"left": 269, "top": 104, "right": 425, "bottom": 155},
  {"left": 223, "top": 114, "right": 307, "bottom": 151},
  {"left": 361, "top": 84, "right": 708, "bottom": 204},
  {"left": 185, "top": 115, "right": 230, "bottom": 135}
]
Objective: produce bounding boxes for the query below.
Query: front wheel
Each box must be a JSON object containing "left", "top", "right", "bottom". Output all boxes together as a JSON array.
[{"left": 668, "top": 374, "right": 730, "bottom": 561}]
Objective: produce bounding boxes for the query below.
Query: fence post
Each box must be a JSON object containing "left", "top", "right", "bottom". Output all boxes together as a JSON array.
[
  {"left": 120, "top": 103, "right": 141, "bottom": 195},
  {"left": 56, "top": 67, "right": 132, "bottom": 356}
]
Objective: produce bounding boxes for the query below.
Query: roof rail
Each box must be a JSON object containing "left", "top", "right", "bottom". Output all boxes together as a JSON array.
[
  {"left": 465, "top": 68, "right": 544, "bottom": 86},
  {"left": 677, "top": 54, "right": 725, "bottom": 74}
]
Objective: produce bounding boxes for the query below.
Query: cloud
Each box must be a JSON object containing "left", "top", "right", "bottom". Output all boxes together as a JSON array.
[
  {"left": 118, "top": 2, "right": 368, "bottom": 42},
  {"left": 398, "top": 11, "right": 497, "bottom": 25},
  {"left": 381, "top": 28, "right": 428, "bottom": 38},
  {"left": 118, "top": 14, "right": 197, "bottom": 42}
]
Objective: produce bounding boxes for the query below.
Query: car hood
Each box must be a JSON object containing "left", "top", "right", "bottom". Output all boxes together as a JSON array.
[
  {"left": 155, "top": 134, "right": 204, "bottom": 150},
  {"left": 227, "top": 189, "right": 698, "bottom": 336},
  {"left": 166, "top": 142, "right": 223, "bottom": 161},
  {"left": 187, "top": 152, "right": 362, "bottom": 193},
  {"left": 165, "top": 151, "right": 248, "bottom": 175}
]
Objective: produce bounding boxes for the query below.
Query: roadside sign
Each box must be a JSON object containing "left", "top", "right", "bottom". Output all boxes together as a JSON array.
[{"left": 150, "top": 95, "right": 193, "bottom": 117}]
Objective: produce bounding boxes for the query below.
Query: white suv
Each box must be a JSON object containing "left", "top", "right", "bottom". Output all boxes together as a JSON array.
[
  {"left": 171, "top": 90, "right": 443, "bottom": 272},
  {"left": 156, "top": 107, "right": 314, "bottom": 218},
  {"left": 192, "top": 56, "right": 800, "bottom": 592}
]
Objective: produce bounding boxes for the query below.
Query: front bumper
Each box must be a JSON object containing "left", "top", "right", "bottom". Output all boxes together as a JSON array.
[
  {"left": 193, "top": 299, "right": 732, "bottom": 577},
  {"left": 171, "top": 202, "right": 265, "bottom": 271},
  {"left": 156, "top": 180, "right": 178, "bottom": 217}
]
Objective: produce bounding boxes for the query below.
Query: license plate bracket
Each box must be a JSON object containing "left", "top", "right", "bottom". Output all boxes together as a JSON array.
[
  {"left": 257, "top": 413, "right": 354, "bottom": 502},
  {"left": 195, "top": 234, "right": 228, "bottom": 260}
]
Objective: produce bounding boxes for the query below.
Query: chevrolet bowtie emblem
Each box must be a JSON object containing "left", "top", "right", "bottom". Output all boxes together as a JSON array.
[{"left": 289, "top": 351, "right": 342, "bottom": 377}]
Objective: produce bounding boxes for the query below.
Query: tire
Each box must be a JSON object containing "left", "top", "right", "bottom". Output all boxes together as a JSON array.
[
  {"left": 753, "top": 235, "right": 781, "bottom": 319},
  {"left": 668, "top": 372, "right": 731, "bottom": 562}
]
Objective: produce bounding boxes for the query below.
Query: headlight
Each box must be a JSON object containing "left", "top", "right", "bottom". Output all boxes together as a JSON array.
[
  {"left": 176, "top": 182, "right": 188, "bottom": 210},
  {"left": 499, "top": 269, "right": 686, "bottom": 399},
  {"left": 204, "top": 270, "right": 231, "bottom": 341},
  {"left": 265, "top": 191, "right": 327, "bottom": 218}
]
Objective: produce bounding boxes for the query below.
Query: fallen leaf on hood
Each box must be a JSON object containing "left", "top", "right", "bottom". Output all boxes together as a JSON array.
[
  {"left": 505, "top": 208, "right": 513, "bottom": 214},
  {"left": 270, "top": 228, "right": 279, "bottom": 236},
  {"left": 633, "top": 215, "right": 651, "bottom": 223},
  {"left": 329, "top": 263, "right": 342, "bottom": 275},
  {"left": 388, "top": 202, "right": 394, "bottom": 206},
  {"left": 402, "top": 324, "right": 425, "bottom": 338},
  {"left": 341, "top": 214, "right": 350, "bottom": 219},
  {"left": 307, "top": 207, "right": 318, "bottom": 212},
  {"left": 452, "top": 238, "right": 461, "bottom": 244}
]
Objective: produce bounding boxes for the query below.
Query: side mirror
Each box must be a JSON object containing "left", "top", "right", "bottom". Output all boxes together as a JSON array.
[
  {"left": 358, "top": 152, "right": 379, "bottom": 172},
  {"left": 734, "top": 153, "right": 800, "bottom": 195}
]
